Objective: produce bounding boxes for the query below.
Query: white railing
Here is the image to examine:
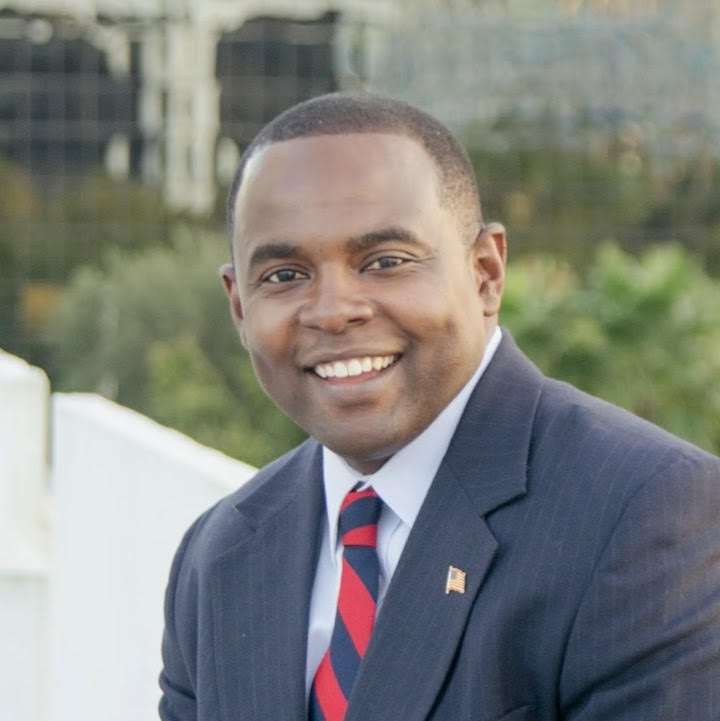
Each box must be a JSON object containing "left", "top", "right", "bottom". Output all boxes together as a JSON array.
[{"left": 0, "top": 350, "right": 256, "bottom": 721}]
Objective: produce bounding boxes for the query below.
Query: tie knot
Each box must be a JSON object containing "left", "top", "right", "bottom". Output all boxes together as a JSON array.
[{"left": 338, "top": 488, "right": 382, "bottom": 548}]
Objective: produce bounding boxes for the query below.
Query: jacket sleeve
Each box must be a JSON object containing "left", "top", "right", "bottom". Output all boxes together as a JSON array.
[
  {"left": 158, "top": 515, "right": 206, "bottom": 721},
  {"left": 559, "top": 453, "right": 720, "bottom": 720}
]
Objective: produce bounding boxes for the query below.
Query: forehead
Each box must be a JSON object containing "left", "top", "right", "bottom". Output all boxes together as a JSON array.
[{"left": 231, "top": 133, "right": 444, "bottom": 246}]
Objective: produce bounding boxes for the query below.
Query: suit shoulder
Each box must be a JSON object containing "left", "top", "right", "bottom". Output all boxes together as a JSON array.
[
  {"left": 534, "top": 376, "right": 719, "bottom": 489},
  {"left": 225, "top": 436, "right": 319, "bottom": 506},
  {"left": 174, "top": 438, "right": 320, "bottom": 568}
]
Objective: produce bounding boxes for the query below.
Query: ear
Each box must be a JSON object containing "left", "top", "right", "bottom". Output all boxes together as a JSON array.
[
  {"left": 219, "top": 263, "right": 247, "bottom": 346},
  {"left": 471, "top": 222, "right": 506, "bottom": 317}
]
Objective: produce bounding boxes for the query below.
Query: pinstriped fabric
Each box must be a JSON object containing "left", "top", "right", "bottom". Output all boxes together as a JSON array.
[
  {"left": 309, "top": 488, "right": 382, "bottom": 721},
  {"left": 161, "top": 335, "right": 720, "bottom": 721}
]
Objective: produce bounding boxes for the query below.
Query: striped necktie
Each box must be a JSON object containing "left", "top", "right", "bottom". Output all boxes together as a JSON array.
[{"left": 309, "top": 488, "right": 382, "bottom": 721}]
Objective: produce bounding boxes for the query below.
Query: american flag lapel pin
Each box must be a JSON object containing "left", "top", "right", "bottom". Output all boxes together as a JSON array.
[{"left": 445, "top": 565, "right": 467, "bottom": 594}]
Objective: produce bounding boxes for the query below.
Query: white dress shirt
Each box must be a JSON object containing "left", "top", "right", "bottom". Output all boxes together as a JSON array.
[{"left": 305, "top": 327, "right": 502, "bottom": 694}]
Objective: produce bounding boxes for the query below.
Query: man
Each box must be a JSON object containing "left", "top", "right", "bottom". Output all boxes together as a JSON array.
[{"left": 159, "top": 93, "right": 720, "bottom": 721}]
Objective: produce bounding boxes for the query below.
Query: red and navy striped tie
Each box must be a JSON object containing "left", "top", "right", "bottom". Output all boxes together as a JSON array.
[{"left": 309, "top": 488, "right": 382, "bottom": 721}]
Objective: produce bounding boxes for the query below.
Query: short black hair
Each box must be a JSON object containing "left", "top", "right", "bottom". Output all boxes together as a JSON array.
[{"left": 226, "top": 92, "right": 483, "bottom": 250}]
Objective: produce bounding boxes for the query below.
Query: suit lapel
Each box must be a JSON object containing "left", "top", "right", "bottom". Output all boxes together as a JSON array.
[
  {"left": 346, "top": 334, "right": 544, "bottom": 721},
  {"left": 210, "top": 441, "right": 325, "bottom": 721},
  {"left": 345, "top": 462, "right": 502, "bottom": 721}
]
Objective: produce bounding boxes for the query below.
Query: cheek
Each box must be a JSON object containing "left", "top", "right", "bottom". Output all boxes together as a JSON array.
[
  {"left": 241, "top": 330, "right": 289, "bottom": 398},
  {"left": 242, "top": 303, "right": 293, "bottom": 360},
  {"left": 400, "top": 293, "right": 466, "bottom": 344},
  {"left": 245, "top": 332, "right": 286, "bottom": 376},
  {"left": 243, "top": 311, "right": 305, "bottom": 402},
  {"left": 405, "top": 299, "right": 483, "bottom": 372},
  {"left": 245, "top": 346, "right": 295, "bottom": 413}
]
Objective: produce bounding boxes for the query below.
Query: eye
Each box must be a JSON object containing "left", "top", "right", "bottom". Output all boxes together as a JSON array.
[
  {"left": 262, "top": 268, "right": 308, "bottom": 284},
  {"left": 363, "top": 256, "right": 406, "bottom": 271}
]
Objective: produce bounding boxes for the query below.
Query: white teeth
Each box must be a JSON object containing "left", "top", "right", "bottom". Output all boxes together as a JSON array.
[{"left": 314, "top": 354, "right": 397, "bottom": 378}]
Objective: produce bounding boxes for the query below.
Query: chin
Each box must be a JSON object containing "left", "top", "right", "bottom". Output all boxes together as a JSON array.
[{"left": 322, "top": 432, "right": 408, "bottom": 473}]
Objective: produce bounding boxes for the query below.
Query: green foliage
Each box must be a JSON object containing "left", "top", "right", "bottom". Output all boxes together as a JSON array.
[
  {"left": 470, "top": 145, "right": 654, "bottom": 263},
  {"left": 47, "top": 230, "right": 720, "bottom": 467},
  {"left": 502, "top": 243, "right": 720, "bottom": 455},
  {"left": 45, "top": 172, "right": 173, "bottom": 263},
  {"left": 642, "top": 153, "right": 720, "bottom": 275},
  {"left": 0, "top": 159, "right": 180, "bottom": 367},
  {"left": 0, "top": 158, "right": 39, "bottom": 222},
  {"left": 9, "top": 118, "right": 718, "bottom": 466},
  {"left": 46, "top": 229, "right": 305, "bottom": 467},
  {"left": 0, "top": 163, "right": 173, "bottom": 284},
  {"left": 5, "top": 116, "right": 720, "bottom": 377},
  {"left": 466, "top": 122, "right": 720, "bottom": 276}
]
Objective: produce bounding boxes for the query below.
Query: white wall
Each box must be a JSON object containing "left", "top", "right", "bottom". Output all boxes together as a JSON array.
[{"left": 48, "top": 394, "right": 255, "bottom": 721}]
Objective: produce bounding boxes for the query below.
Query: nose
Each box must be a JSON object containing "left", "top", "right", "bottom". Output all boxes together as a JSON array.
[{"left": 298, "top": 270, "right": 374, "bottom": 333}]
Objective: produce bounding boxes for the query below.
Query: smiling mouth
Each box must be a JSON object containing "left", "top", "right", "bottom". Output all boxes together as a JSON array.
[{"left": 312, "top": 354, "right": 400, "bottom": 379}]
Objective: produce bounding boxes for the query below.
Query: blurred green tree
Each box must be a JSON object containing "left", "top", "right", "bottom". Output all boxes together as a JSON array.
[
  {"left": 502, "top": 243, "right": 720, "bottom": 455},
  {"left": 0, "top": 159, "right": 180, "bottom": 369},
  {"left": 466, "top": 117, "right": 720, "bottom": 276},
  {"left": 47, "top": 231, "right": 720, "bottom": 465},
  {"left": 46, "top": 228, "right": 305, "bottom": 467}
]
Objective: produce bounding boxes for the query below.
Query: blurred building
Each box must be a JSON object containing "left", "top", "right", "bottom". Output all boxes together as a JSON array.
[
  {"left": 0, "top": 0, "right": 718, "bottom": 213},
  {"left": 0, "top": 0, "right": 397, "bottom": 213},
  {"left": 382, "top": 0, "right": 720, "bottom": 163}
]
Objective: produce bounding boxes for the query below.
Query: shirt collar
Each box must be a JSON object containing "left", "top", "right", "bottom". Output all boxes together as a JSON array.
[{"left": 322, "top": 327, "right": 502, "bottom": 553}]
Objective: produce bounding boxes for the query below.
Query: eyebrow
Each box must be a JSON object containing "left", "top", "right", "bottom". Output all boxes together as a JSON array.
[
  {"left": 347, "top": 226, "right": 423, "bottom": 252},
  {"left": 248, "top": 242, "right": 301, "bottom": 270},
  {"left": 247, "top": 226, "right": 424, "bottom": 270}
]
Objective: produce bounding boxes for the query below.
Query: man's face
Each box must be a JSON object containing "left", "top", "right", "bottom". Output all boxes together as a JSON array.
[{"left": 223, "top": 132, "right": 505, "bottom": 473}]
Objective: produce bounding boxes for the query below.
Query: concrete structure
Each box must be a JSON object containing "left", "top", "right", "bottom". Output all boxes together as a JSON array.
[
  {"left": 1, "top": 0, "right": 717, "bottom": 213},
  {"left": 0, "top": 349, "right": 255, "bottom": 721},
  {"left": 0, "top": 0, "right": 397, "bottom": 212},
  {"left": 375, "top": 0, "right": 720, "bottom": 154}
]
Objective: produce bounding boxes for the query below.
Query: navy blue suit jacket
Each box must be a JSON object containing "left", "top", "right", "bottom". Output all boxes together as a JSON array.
[{"left": 160, "top": 333, "right": 720, "bottom": 721}]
